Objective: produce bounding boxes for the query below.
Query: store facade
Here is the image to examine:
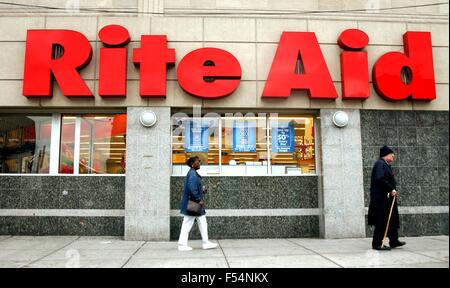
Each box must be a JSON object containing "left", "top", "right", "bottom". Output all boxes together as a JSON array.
[{"left": 0, "top": 0, "right": 448, "bottom": 240}]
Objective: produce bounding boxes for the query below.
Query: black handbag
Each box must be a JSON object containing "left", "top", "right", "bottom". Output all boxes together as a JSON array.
[{"left": 187, "top": 200, "right": 202, "bottom": 216}]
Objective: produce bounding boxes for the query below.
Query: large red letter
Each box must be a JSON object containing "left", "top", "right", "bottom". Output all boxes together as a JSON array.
[
  {"left": 23, "top": 30, "right": 93, "bottom": 97},
  {"left": 98, "top": 25, "right": 130, "bottom": 97},
  {"left": 133, "top": 35, "right": 175, "bottom": 97},
  {"left": 262, "top": 32, "right": 337, "bottom": 99},
  {"left": 373, "top": 32, "right": 436, "bottom": 101},
  {"left": 338, "top": 29, "right": 370, "bottom": 100},
  {"left": 177, "top": 48, "right": 241, "bottom": 99}
]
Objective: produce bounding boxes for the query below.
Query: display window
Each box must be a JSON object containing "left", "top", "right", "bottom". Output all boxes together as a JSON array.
[
  {"left": 171, "top": 113, "right": 316, "bottom": 176},
  {"left": 269, "top": 115, "right": 316, "bottom": 175},
  {"left": 0, "top": 114, "right": 52, "bottom": 174},
  {"left": 60, "top": 114, "right": 127, "bottom": 174},
  {"left": 221, "top": 115, "right": 268, "bottom": 175},
  {"left": 172, "top": 116, "right": 220, "bottom": 176}
]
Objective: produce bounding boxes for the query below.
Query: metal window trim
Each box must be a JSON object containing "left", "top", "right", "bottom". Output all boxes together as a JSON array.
[
  {"left": 266, "top": 116, "right": 272, "bottom": 175},
  {"left": 218, "top": 117, "right": 222, "bottom": 175},
  {"left": 73, "top": 115, "right": 81, "bottom": 175},
  {"left": 49, "top": 113, "right": 61, "bottom": 175},
  {"left": 313, "top": 116, "right": 320, "bottom": 176}
]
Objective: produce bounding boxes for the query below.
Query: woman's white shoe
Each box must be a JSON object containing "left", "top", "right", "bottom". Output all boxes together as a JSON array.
[
  {"left": 178, "top": 245, "right": 193, "bottom": 251},
  {"left": 202, "top": 241, "right": 218, "bottom": 250}
]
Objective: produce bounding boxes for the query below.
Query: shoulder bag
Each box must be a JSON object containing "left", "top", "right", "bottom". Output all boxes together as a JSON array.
[{"left": 187, "top": 200, "right": 202, "bottom": 216}]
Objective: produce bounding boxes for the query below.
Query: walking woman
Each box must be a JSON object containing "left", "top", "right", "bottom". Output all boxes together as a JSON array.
[{"left": 178, "top": 155, "right": 218, "bottom": 251}]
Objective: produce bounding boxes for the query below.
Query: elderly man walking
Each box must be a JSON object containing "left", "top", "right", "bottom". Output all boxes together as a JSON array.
[{"left": 368, "top": 146, "right": 406, "bottom": 250}]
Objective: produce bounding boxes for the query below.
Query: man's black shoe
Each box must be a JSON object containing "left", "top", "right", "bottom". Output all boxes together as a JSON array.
[
  {"left": 390, "top": 241, "right": 406, "bottom": 248},
  {"left": 372, "top": 245, "right": 391, "bottom": 251}
]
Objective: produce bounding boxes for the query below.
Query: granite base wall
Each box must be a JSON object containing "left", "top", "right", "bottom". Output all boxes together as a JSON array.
[
  {"left": 170, "top": 176, "right": 319, "bottom": 239},
  {"left": 361, "top": 110, "right": 449, "bottom": 236},
  {"left": 0, "top": 176, "right": 125, "bottom": 236}
]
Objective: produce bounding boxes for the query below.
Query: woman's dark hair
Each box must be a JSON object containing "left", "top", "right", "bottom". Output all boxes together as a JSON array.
[{"left": 186, "top": 156, "right": 200, "bottom": 168}]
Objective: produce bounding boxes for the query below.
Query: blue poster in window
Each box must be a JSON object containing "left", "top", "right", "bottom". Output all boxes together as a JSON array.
[
  {"left": 272, "top": 122, "right": 295, "bottom": 153},
  {"left": 184, "top": 121, "right": 209, "bottom": 152},
  {"left": 232, "top": 121, "right": 256, "bottom": 152}
]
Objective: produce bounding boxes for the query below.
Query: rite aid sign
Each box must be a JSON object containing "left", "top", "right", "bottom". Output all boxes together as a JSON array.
[{"left": 22, "top": 25, "right": 436, "bottom": 102}]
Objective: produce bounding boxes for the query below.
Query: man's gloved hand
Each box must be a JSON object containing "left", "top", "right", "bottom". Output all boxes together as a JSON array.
[{"left": 390, "top": 190, "right": 398, "bottom": 198}]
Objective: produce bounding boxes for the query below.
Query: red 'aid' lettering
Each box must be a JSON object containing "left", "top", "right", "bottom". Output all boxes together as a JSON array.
[
  {"left": 262, "top": 32, "right": 337, "bottom": 99},
  {"left": 338, "top": 29, "right": 370, "bottom": 99},
  {"left": 373, "top": 31, "right": 436, "bottom": 101}
]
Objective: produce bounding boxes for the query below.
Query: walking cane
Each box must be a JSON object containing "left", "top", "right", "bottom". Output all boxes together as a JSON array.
[{"left": 381, "top": 195, "right": 396, "bottom": 248}]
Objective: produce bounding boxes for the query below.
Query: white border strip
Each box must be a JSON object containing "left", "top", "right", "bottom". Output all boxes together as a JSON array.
[
  {"left": 73, "top": 115, "right": 81, "bottom": 175},
  {"left": 170, "top": 208, "right": 321, "bottom": 217},
  {"left": 0, "top": 209, "right": 125, "bottom": 217},
  {"left": 364, "top": 206, "right": 449, "bottom": 215},
  {"left": 49, "top": 113, "right": 61, "bottom": 175},
  {"left": 0, "top": 207, "right": 447, "bottom": 217}
]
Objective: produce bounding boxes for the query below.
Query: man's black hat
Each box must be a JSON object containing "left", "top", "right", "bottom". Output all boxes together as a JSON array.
[{"left": 380, "top": 145, "right": 394, "bottom": 158}]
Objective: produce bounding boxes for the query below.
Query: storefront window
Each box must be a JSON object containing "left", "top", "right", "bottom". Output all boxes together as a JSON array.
[
  {"left": 172, "top": 116, "right": 220, "bottom": 176},
  {"left": 221, "top": 115, "right": 268, "bottom": 175},
  {"left": 171, "top": 113, "right": 315, "bottom": 176},
  {"left": 0, "top": 114, "right": 52, "bottom": 174},
  {"left": 59, "top": 114, "right": 127, "bottom": 174},
  {"left": 269, "top": 116, "right": 315, "bottom": 175}
]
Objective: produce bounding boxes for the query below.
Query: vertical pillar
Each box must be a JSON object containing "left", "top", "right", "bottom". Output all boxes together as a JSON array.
[
  {"left": 319, "top": 109, "right": 366, "bottom": 238},
  {"left": 125, "top": 107, "right": 171, "bottom": 240}
]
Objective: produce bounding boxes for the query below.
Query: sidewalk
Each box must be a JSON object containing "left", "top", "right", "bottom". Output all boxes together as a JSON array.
[{"left": 0, "top": 235, "right": 448, "bottom": 268}]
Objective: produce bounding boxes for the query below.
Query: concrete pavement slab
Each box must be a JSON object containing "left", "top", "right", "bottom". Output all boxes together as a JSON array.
[
  {"left": 77, "top": 236, "right": 124, "bottom": 240},
  {"left": 428, "top": 236, "right": 449, "bottom": 242},
  {"left": 374, "top": 262, "right": 449, "bottom": 268},
  {"left": 0, "top": 249, "right": 53, "bottom": 262},
  {"left": 124, "top": 240, "right": 227, "bottom": 259},
  {"left": 221, "top": 245, "right": 313, "bottom": 257},
  {"left": 288, "top": 238, "right": 371, "bottom": 253},
  {"left": 227, "top": 254, "right": 341, "bottom": 268},
  {"left": 140, "top": 241, "right": 179, "bottom": 249},
  {"left": 400, "top": 236, "right": 449, "bottom": 251},
  {"left": 23, "top": 258, "right": 129, "bottom": 268},
  {"left": 322, "top": 250, "right": 444, "bottom": 268},
  {"left": 141, "top": 240, "right": 205, "bottom": 250},
  {"left": 39, "top": 248, "right": 139, "bottom": 261},
  {"left": 0, "top": 236, "right": 78, "bottom": 250},
  {"left": 410, "top": 250, "right": 449, "bottom": 262},
  {"left": 64, "top": 238, "right": 144, "bottom": 250},
  {"left": 0, "top": 260, "right": 30, "bottom": 268},
  {"left": 134, "top": 247, "right": 225, "bottom": 259},
  {"left": 123, "top": 257, "right": 229, "bottom": 268},
  {"left": 218, "top": 239, "right": 299, "bottom": 248}
]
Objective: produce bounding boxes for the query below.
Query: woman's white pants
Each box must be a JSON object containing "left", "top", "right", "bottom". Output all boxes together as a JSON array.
[{"left": 178, "top": 215, "right": 208, "bottom": 246}]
